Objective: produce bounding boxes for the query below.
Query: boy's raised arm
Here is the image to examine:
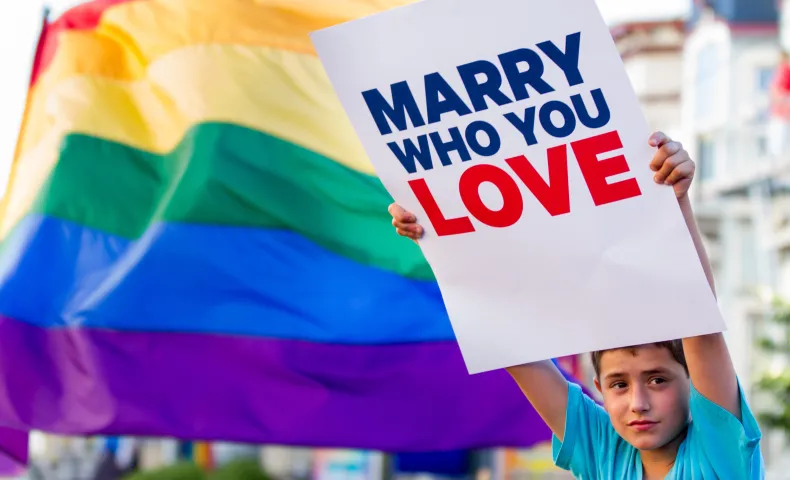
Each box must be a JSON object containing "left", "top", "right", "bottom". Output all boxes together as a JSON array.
[
  {"left": 505, "top": 361, "right": 571, "bottom": 440},
  {"left": 650, "top": 132, "right": 741, "bottom": 420}
]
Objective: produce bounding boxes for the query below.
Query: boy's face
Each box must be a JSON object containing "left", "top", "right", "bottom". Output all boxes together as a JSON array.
[{"left": 594, "top": 345, "right": 690, "bottom": 451}]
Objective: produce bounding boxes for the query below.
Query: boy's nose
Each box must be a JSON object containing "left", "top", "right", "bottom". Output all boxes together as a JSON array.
[{"left": 630, "top": 385, "right": 651, "bottom": 413}]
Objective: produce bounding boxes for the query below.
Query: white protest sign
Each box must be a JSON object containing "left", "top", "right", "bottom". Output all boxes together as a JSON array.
[{"left": 311, "top": 0, "right": 726, "bottom": 374}]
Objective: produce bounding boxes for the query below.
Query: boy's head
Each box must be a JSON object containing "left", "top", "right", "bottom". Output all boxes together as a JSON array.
[{"left": 591, "top": 341, "right": 690, "bottom": 452}]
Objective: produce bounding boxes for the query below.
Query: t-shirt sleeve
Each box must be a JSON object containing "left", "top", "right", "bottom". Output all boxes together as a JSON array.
[
  {"left": 552, "top": 382, "right": 613, "bottom": 477},
  {"left": 689, "top": 379, "right": 762, "bottom": 477}
]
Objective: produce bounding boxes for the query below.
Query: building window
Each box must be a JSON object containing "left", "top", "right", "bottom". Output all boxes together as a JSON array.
[
  {"left": 756, "top": 66, "right": 776, "bottom": 122},
  {"left": 740, "top": 221, "right": 759, "bottom": 286},
  {"left": 757, "top": 66, "right": 775, "bottom": 92},
  {"left": 695, "top": 44, "right": 719, "bottom": 122},
  {"left": 757, "top": 135, "right": 769, "bottom": 157},
  {"left": 698, "top": 137, "right": 716, "bottom": 181}
]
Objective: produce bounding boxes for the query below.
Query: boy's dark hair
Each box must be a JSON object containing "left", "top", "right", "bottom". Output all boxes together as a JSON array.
[{"left": 590, "top": 340, "right": 688, "bottom": 379}]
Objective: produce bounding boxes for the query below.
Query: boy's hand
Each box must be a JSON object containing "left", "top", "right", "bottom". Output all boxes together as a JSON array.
[
  {"left": 648, "top": 131, "right": 695, "bottom": 200},
  {"left": 388, "top": 203, "right": 423, "bottom": 242}
]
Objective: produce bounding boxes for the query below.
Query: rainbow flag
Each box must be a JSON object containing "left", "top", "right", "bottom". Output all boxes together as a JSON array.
[
  {"left": 0, "top": 429, "right": 28, "bottom": 472},
  {"left": 0, "top": 0, "right": 570, "bottom": 450}
]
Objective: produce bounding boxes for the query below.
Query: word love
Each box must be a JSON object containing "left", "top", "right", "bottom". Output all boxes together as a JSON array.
[{"left": 409, "top": 131, "right": 641, "bottom": 236}]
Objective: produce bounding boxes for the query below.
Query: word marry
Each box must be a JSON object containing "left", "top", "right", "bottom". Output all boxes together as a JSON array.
[{"left": 362, "top": 32, "right": 584, "bottom": 137}]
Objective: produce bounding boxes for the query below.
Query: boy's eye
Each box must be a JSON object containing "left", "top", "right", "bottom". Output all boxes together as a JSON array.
[
  {"left": 610, "top": 381, "right": 627, "bottom": 389},
  {"left": 649, "top": 377, "right": 667, "bottom": 385}
]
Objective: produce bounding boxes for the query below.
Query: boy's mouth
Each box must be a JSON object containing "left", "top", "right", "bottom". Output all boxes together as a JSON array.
[{"left": 628, "top": 420, "right": 658, "bottom": 432}]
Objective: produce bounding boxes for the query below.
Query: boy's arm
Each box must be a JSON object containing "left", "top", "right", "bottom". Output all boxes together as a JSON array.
[
  {"left": 651, "top": 132, "right": 741, "bottom": 420},
  {"left": 509, "top": 362, "right": 612, "bottom": 478},
  {"left": 678, "top": 195, "right": 741, "bottom": 419},
  {"left": 505, "top": 361, "right": 570, "bottom": 440}
]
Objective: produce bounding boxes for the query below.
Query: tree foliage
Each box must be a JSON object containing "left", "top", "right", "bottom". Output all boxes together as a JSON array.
[
  {"left": 122, "top": 462, "right": 205, "bottom": 480},
  {"left": 122, "top": 458, "right": 269, "bottom": 480},
  {"left": 756, "top": 298, "right": 790, "bottom": 435}
]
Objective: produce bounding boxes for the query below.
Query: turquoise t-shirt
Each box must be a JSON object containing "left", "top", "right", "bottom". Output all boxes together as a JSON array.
[{"left": 552, "top": 381, "right": 764, "bottom": 479}]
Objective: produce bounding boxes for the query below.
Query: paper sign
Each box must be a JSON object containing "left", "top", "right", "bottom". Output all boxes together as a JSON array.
[{"left": 311, "top": 0, "right": 726, "bottom": 374}]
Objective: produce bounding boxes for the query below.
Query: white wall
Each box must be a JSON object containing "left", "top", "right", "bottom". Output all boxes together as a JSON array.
[
  {"left": 683, "top": 17, "right": 780, "bottom": 188},
  {"left": 682, "top": 18, "right": 731, "bottom": 149},
  {"left": 625, "top": 53, "right": 683, "bottom": 96},
  {"left": 625, "top": 52, "right": 683, "bottom": 134}
]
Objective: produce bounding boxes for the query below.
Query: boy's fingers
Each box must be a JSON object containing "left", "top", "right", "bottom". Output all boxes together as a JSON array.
[
  {"left": 396, "top": 227, "right": 421, "bottom": 240},
  {"left": 660, "top": 141, "right": 683, "bottom": 159},
  {"left": 654, "top": 154, "right": 689, "bottom": 183},
  {"left": 388, "top": 203, "right": 415, "bottom": 223},
  {"left": 649, "top": 153, "right": 664, "bottom": 172},
  {"left": 649, "top": 141, "right": 683, "bottom": 171},
  {"left": 395, "top": 228, "right": 414, "bottom": 239},
  {"left": 392, "top": 219, "right": 423, "bottom": 234},
  {"left": 664, "top": 160, "right": 695, "bottom": 185},
  {"left": 648, "top": 131, "right": 671, "bottom": 148},
  {"left": 388, "top": 203, "right": 406, "bottom": 220}
]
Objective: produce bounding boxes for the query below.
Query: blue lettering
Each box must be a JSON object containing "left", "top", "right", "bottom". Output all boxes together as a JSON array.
[
  {"left": 388, "top": 135, "right": 433, "bottom": 174},
  {"left": 464, "top": 121, "right": 501, "bottom": 157},
  {"left": 363, "top": 81, "right": 426, "bottom": 136},
  {"left": 498, "top": 48, "right": 555, "bottom": 102},
  {"left": 537, "top": 32, "right": 584, "bottom": 87},
  {"left": 540, "top": 101, "right": 576, "bottom": 138},
  {"left": 504, "top": 107, "right": 538, "bottom": 146},
  {"left": 457, "top": 60, "right": 514, "bottom": 112},
  {"left": 429, "top": 127, "right": 471, "bottom": 166},
  {"left": 571, "top": 88, "right": 610, "bottom": 129},
  {"left": 425, "top": 72, "right": 473, "bottom": 124}
]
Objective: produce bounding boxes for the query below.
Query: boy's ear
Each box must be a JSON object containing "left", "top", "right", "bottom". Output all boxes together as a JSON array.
[{"left": 594, "top": 376, "right": 602, "bottom": 394}]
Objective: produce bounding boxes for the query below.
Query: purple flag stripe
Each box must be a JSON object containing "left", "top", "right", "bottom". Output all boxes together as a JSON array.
[{"left": 0, "top": 315, "right": 554, "bottom": 451}]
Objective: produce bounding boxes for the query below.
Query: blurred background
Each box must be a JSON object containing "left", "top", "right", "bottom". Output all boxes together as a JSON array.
[{"left": 3, "top": 0, "right": 790, "bottom": 479}]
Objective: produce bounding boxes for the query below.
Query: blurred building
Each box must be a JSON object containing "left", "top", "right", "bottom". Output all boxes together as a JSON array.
[
  {"left": 684, "top": 0, "right": 790, "bottom": 474},
  {"left": 611, "top": 17, "right": 686, "bottom": 138}
]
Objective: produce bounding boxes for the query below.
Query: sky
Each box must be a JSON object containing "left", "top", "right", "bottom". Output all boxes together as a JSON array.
[{"left": 0, "top": 0, "right": 691, "bottom": 196}]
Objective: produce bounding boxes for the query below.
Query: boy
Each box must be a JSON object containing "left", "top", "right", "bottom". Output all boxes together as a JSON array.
[{"left": 388, "top": 132, "right": 764, "bottom": 479}]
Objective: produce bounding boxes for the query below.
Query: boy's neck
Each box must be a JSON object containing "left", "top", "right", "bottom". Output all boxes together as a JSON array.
[{"left": 639, "top": 429, "right": 687, "bottom": 480}]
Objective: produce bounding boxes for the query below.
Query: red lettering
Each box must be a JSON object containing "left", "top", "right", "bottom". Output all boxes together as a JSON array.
[
  {"left": 459, "top": 164, "right": 524, "bottom": 228},
  {"left": 408, "top": 130, "right": 640, "bottom": 237},
  {"left": 505, "top": 145, "right": 571, "bottom": 216},
  {"left": 571, "top": 131, "right": 642, "bottom": 206},
  {"left": 408, "top": 178, "right": 475, "bottom": 236}
]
